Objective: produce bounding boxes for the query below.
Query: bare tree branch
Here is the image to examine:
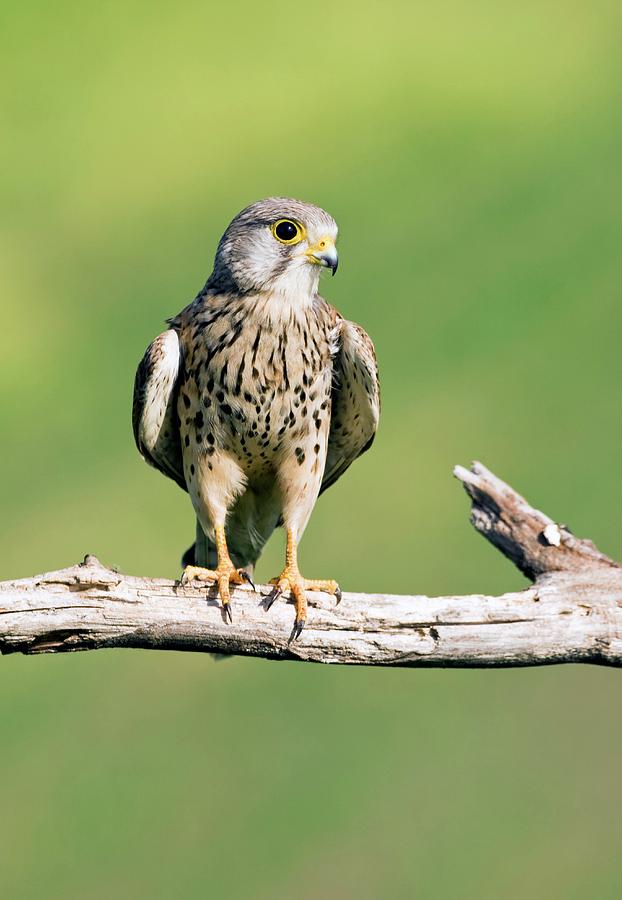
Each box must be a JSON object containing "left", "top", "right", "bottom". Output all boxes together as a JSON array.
[{"left": 2, "top": 462, "right": 621, "bottom": 666}]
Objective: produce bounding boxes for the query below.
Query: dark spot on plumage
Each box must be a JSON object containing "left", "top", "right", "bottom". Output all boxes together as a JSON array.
[
  {"left": 295, "top": 447, "right": 305, "bottom": 464},
  {"left": 207, "top": 377, "right": 214, "bottom": 393},
  {"left": 190, "top": 464, "right": 195, "bottom": 475},
  {"left": 301, "top": 406, "right": 307, "bottom": 417},
  {"left": 314, "top": 444, "right": 320, "bottom": 454},
  {"left": 244, "top": 391, "right": 253, "bottom": 403},
  {"left": 207, "top": 446, "right": 215, "bottom": 456},
  {"left": 233, "top": 356, "right": 246, "bottom": 395},
  {"left": 278, "top": 425, "right": 286, "bottom": 436},
  {"left": 216, "top": 390, "right": 225, "bottom": 403},
  {"left": 208, "top": 462, "right": 213, "bottom": 471},
  {"left": 184, "top": 434, "right": 190, "bottom": 447},
  {"left": 219, "top": 361, "right": 228, "bottom": 387},
  {"left": 255, "top": 404, "right": 261, "bottom": 414},
  {"left": 182, "top": 393, "right": 190, "bottom": 409},
  {"left": 251, "top": 329, "right": 261, "bottom": 359},
  {"left": 203, "top": 396, "right": 211, "bottom": 408},
  {"left": 227, "top": 321, "right": 244, "bottom": 348},
  {"left": 196, "top": 432, "right": 203, "bottom": 443},
  {"left": 195, "top": 410, "right": 204, "bottom": 429},
  {"left": 315, "top": 417, "right": 321, "bottom": 430},
  {"left": 220, "top": 403, "right": 232, "bottom": 415},
  {"left": 252, "top": 366, "right": 259, "bottom": 379}
]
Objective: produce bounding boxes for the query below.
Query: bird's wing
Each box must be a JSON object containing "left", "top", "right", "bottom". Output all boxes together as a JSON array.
[
  {"left": 132, "top": 328, "right": 187, "bottom": 491},
  {"left": 320, "top": 317, "right": 380, "bottom": 495}
]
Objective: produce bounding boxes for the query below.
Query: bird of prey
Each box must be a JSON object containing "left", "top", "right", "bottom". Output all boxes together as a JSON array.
[{"left": 132, "top": 198, "right": 380, "bottom": 638}]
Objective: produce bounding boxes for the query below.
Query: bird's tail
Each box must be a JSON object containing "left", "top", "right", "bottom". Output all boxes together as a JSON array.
[{"left": 181, "top": 519, "right": 255, "bottom": 576}]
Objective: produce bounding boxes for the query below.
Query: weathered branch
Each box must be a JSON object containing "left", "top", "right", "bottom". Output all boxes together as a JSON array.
[{"left": 2, "top": 462, "right": 622, "bottom": 666}]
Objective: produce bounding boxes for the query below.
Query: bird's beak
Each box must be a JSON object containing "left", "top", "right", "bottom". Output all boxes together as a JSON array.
[{"left": 305, "top": 237, "right": 339, "bottom": 276}]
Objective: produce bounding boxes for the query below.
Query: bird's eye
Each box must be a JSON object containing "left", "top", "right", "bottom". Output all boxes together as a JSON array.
[{"left": 272, "top": 219, "right": 304, "bottom": 245}]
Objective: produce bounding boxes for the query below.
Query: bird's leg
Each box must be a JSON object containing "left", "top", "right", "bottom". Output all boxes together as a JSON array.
[
  {"left": 181, "top": 525, "right": 254, "bottom": 622},
  {"left": 267, "top": 528, "right": 341, "bottom": 640}
]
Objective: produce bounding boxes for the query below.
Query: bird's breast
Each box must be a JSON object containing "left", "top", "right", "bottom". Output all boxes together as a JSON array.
[{"left": 181, "top": 300, "right": 334, "bottom": 480}]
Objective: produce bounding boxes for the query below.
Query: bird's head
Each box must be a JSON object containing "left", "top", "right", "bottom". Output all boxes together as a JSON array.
[{"left": 209, "top": 197, "right": 339, "bottom": 295}]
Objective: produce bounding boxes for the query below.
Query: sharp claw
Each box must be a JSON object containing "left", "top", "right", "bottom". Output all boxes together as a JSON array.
[
  {"left": 335, "top": 585, "right": 342, "bottom": 604},
  {"left": 264, "top": 586, "right": 281, "bottom": 611},
  {"left": 223, "top": 602, "right": 233, "bottom": 624},
  {"left": 241, "top": 570, "right": 256, "bottom": 591},
  {"left": 289, "top": 618, "right": 305, "bottom": 642}
]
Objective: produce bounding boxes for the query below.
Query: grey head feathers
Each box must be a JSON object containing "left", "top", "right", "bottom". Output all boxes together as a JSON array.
[{"left": 206, "top": 197, "right": 338, "bottom": 294}]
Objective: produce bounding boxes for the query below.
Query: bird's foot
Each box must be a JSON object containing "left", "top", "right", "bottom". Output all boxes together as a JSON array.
[
  {"left": 181, "top": 563, "right": 254, "bottom": 623},
  {"left": 266, "top": 566, "right": 341, "bottom": 641}
]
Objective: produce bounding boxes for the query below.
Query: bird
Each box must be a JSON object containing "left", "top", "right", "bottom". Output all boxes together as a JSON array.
[{"left": 132, "top": 197, "right": 380, "bottom": 639}]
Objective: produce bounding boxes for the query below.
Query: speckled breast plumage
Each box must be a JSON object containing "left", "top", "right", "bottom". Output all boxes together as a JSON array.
[{"left": 174, "top": 291, "right": 336, "bottom": 489}]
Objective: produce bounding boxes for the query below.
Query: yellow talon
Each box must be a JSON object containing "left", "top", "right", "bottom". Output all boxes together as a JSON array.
[
  {"left": 267, "top": 529, "right": 341, "bottom": 640},
  {"left": 181, "top": 526, "right": 253, "bottom": 622}
]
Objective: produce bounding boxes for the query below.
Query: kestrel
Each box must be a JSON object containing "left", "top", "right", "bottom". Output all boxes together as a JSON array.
[{"left": 132, "top": 198, "right": 380, "bottom": 638}]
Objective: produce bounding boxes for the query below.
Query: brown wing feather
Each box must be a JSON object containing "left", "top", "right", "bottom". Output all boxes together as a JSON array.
[
  {"left": 132, "top": 329, "right": 186, "bottom": 491},
  {"left": 320, "top": 318, "right": 380, "bottom": 495}
]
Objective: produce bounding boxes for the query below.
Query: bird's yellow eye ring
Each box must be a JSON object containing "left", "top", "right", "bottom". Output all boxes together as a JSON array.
[{"left": 271, "top": 219, "right": 305, "bottom": 245}]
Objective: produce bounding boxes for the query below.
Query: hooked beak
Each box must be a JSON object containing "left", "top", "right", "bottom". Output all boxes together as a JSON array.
[{"left": 305, "top": 237, "right": 339, "bottom": 276}]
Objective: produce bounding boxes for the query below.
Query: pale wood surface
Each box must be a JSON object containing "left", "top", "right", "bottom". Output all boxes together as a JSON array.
[{"left": 2, "top": 463, "right": 621, "bottom": 666}]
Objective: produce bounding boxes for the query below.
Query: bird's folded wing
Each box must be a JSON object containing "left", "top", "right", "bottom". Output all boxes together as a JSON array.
[
  {"left": 320, "top": 319, "right": 380, "bottom": 495},
  {"left": 132, "top": 329, "right": 187, "bottom": 491}
]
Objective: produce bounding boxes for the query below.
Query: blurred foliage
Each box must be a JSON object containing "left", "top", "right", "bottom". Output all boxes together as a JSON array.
[{"left": 2, "top": 1, "right": 622, "bottom": 897}]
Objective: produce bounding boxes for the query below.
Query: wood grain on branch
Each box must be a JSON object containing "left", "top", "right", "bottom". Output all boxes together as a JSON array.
[{"left": 2, "top": 463, "right": 622, "bottom": 666}]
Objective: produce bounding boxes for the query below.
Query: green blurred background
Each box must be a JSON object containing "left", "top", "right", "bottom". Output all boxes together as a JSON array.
[{"left": 2, "top": 1, "right": 622, "bottom": 896}]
